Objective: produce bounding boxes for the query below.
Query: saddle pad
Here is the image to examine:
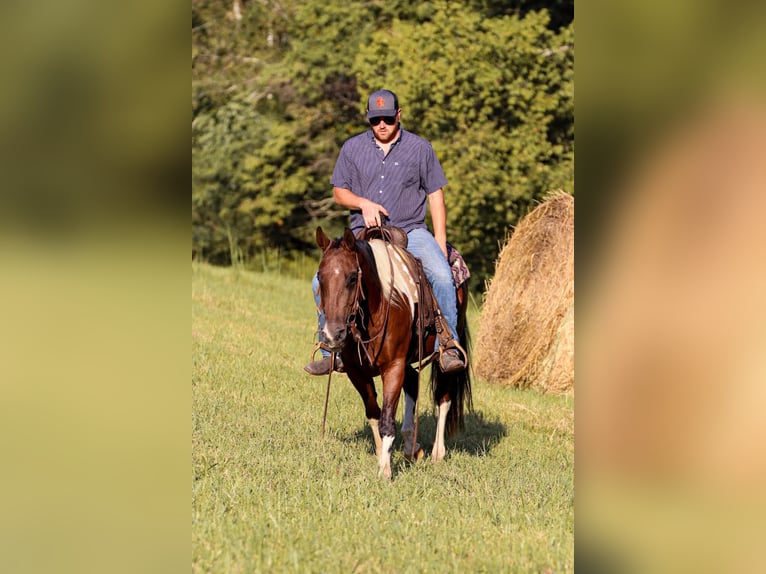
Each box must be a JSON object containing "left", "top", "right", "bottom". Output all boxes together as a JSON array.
[
  {"left": 447, "top": 243, "right": 471, "bottom": 288},
  {"left": 368, "top": 240, "right": 419, "bottom": 318}
]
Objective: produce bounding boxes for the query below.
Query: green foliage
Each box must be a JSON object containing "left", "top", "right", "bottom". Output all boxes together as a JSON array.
[
  {"left": 192, "top": 0, "right": 573, "bottom": 290},
  {"left": 192, "top": 263, "right": 574, "bottom": 572},
  {"left": 192, "top": 0, "right": 293, "bottom": 115}
]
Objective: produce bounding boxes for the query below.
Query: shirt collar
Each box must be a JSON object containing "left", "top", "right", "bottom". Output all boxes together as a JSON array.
[{"left": 368, "top": 128, "right": 404, "bottom": 147}]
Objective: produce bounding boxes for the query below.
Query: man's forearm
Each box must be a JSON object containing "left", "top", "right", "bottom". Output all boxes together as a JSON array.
[
  {"left": 333, "top": 187, "right": 389, "bottom": 227},
  {"left": 333, "top": 187, "right": 365, "bottom": 210},
  {"left": 429, "top": 189, "right": 448, "bottom": 257}
]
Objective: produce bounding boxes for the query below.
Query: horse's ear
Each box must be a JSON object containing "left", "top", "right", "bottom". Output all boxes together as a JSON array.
[
  {"left": 342, "top": 228, "right": 356, "bottom": 250},
  {"left": 316, "top": 227, "right": 330, "bottom": 251}
]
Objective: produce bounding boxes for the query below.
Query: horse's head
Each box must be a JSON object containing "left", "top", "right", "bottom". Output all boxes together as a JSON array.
[{"left": 316, "top": 227, "right": 361, "bottom": 351}]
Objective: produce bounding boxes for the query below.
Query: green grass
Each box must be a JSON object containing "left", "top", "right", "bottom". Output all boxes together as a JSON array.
[{"left": 192, "top": 262, "right": 574, "bottom": 573}]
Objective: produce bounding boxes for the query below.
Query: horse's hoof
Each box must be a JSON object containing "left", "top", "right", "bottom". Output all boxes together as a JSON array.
[
  {"left": 403, "top": 447, "right": 424, "bottom": 462},
  {"left": 431, "top": 449, "right": 446, "bottom": 463},
  {"left": 377, "top": 462, "right": 392, "bottom": 480}
]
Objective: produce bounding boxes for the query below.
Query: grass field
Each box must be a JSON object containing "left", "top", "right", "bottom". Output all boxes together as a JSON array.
[{"left": 192, "top": 262, "right": 574, "bottom": 573}]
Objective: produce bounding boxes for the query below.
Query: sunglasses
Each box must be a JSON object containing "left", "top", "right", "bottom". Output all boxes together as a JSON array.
[{"left": 369, "top": 116, "right": 397, "bottom": 126}]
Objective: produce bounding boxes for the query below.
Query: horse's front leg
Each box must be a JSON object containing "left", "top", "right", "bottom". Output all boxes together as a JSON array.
[
  {"left": 345, "top": 365, "right": 382, "bottom": 457},
  {"left": 377, "top": 359, "right": 406, "bottom": 480}
]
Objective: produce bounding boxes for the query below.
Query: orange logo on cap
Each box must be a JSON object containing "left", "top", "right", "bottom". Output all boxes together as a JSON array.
[{"left": 376, "top": 96, "right": 385, "bottom": 108}]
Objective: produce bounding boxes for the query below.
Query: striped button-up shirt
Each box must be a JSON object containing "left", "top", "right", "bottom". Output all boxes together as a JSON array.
[{"left": 330, "top": 128, "right": 448, "bottom": 234}]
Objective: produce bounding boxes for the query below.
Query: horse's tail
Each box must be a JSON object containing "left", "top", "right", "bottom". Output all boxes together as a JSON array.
[{"left": 430, "top": 287, "right": 473, "bottom": 439}]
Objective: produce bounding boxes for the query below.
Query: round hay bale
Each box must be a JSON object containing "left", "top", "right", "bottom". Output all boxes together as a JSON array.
[{"left": 475, "top": 191, "right": 574, "bottom": 393}]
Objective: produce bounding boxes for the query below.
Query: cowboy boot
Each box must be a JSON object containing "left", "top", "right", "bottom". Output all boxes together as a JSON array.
[
  {"left": 439, "top": 347, "right": 466, "bottom": 373},
  {"left": 433, "top": 311, "right": 466, "bottom": 374},
  {"left": 304, "top": 354, "right": 345, "bottom": 376}
]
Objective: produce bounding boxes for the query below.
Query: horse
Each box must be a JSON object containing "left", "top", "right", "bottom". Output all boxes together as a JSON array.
[{"left": 314, "top": 226, "right": 472, "bottom": 479}]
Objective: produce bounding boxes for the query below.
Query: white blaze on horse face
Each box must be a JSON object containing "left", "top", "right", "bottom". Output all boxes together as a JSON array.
[
  {"left": 320, "top": 262, "right": 352, "bottom": 346},
  {"left": 368, "top": 240, "right": 418, "bottom": 318}
]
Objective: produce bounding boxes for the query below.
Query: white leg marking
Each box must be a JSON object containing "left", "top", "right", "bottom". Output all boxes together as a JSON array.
[
  {"left": 431, "top": 400, "right": 452, "bottom": 462},
  {"left": 378, "top": 435, "right": 395, "bottom": 479},
  {"left": 369, "top": 418, "right": 383, "bottom": 457}
]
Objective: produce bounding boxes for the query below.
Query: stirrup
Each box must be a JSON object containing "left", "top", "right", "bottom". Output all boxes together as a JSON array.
[
  {"left": 309, "top": 341, "right": 329, "bottom": 362},
  {"left": 438, "top": 340, "right": 468, "bottom": 372},
  {"left": 307, "top": 342, "right": 341, "bottom": 369}
]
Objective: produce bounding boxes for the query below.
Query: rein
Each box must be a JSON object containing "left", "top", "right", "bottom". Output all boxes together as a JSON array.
[
  {"left": 349, "top": 240, "right": 394, "bottom": 367},
  {"left": 320, "top": 353, "right": 336, "bottom": 438}
]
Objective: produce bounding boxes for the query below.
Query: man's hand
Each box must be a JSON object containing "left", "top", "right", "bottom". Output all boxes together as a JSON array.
[
  {"left": 436, "top": 238, "right": 448, "bottom": 259},
  {"left": 332, "top": 187, "right": 390, "bottom": 227},
  {"left": 361, "top": 199, "right": 389, "bottom": 227}
]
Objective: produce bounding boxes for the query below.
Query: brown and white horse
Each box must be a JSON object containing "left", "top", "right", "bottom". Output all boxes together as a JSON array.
[{"left": 315, "top": 227, "right": 471, "bottom": 479}]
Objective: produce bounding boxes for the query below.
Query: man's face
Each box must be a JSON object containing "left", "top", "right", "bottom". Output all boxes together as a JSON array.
[{"left": 368, "top": 111, "right": 400, "bottom": 143}]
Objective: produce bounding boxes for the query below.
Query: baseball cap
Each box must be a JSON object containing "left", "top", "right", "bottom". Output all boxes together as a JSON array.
[{"left": 366, "top": 90, "right": 399, "bottom": 118}]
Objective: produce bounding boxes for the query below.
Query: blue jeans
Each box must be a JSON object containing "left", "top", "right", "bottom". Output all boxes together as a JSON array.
[{"left": 312, "top": 228, "right": 458, "bottom": 358}]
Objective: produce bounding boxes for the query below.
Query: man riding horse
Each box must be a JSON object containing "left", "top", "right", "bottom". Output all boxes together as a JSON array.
[{"left": 305, "top": 88, "right": 466, "bottom": 376}]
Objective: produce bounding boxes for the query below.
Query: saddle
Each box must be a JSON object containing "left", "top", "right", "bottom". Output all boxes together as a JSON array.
[
  {"left": 356, "top": 225, "right": 408, "bottom": 249},
  {"left": 357, "top": 225, "right": 471, "bottom": 289}
]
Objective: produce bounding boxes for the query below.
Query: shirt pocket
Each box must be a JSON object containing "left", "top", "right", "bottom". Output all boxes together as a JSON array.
[{"left": 402, "top": 161, "right": 420, "bottom": 186}]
